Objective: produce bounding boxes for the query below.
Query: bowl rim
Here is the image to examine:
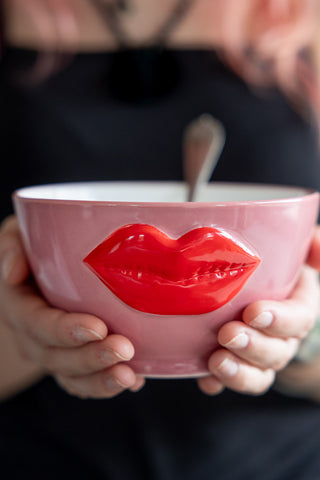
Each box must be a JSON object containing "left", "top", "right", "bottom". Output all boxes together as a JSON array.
[{"left": 12, "top": 181, "right": 320, "bottom": 208}]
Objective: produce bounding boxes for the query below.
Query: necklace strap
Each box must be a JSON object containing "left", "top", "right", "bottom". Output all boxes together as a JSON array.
[{"left": 91, "top": 0, "right": 194, "bottom": 47}]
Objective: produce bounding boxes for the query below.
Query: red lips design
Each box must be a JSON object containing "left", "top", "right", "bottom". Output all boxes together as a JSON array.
[{"left": 83, "top": 224, "right": 260, "bottom": 315}]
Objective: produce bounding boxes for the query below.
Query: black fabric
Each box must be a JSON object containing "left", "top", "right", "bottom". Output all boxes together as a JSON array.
[{"left": 1, "top": 47, "right": 320, "bottom": 480}]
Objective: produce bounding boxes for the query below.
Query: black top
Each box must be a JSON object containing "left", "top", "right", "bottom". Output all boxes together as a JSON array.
[{"left": 1, "top": 47, "right": 320, "bottom": 480}]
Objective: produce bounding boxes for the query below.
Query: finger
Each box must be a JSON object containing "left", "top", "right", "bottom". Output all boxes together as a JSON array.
[
  {"left": 307, "top": 225, "right": 320, "bottom": 270},
  {"left": 242, "top": 266, "right": 320, "bottom": 338},
  {"left": 197, "top": 375, "right": 225, "bottom": 396},
  {"left": 43, "top": 334, "right": 135, "bottom": 376},
  {"left": 208, "top": 349, "right": 275, "bottom": 395},
  {"left": 218, "top": 321, "right": 300, "bottom": 370},
  {"left": 0, "top": 217, "right": 30, "bottom": 286},
  {"left": 56, "top": 364, "right": 137, "bottom": 399},
  {"left": 129, "top": 376, "right": 146, "bottom": 392},
  {"left": 0, "top": 215, "right": 19, "bottom": 233},
  {"left": 2, "top": 283, "right": 108, "bottom": 348}
]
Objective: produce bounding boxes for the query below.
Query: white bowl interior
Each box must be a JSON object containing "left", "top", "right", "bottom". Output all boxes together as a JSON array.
[{"left": 15, "top": 181, "right": 312, "bottom": 203}]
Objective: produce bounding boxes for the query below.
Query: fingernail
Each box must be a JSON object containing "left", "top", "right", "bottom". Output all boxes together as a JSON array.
[
  {"left": 73, "top": 327, "right": 104, "bottom": 343},
  {"left": 216, "top": 358, "right": 239, "bottom": 377},
  {"left": 102, "top": 347, "right": 133, "bottom": 362},
  {"left": 249, "top": 311, "right": 274, "bottom": 328},
  {"left": 114, "top": 342, "right": 134, "bottom": 361},
  {"left": 113, "top": 347, "right": 134, "bottom": 361},
  {"left": 1, "top": 251, "right": 17, "bottom": 281},
  {"left": 224, "top": 332, "right": 249, "bottom": 349},
  {"left": 105, "top": 376, "right": 128, "bottom": 390}
]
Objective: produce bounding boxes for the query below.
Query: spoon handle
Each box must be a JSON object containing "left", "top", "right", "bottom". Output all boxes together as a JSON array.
[{"left": 183, "top": 114, "right": 226, "bottom": 202}]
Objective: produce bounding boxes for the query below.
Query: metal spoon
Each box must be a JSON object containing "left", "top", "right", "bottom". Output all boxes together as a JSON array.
[{"left": 183, "top": 114, "right": 226, "bottom": 202}]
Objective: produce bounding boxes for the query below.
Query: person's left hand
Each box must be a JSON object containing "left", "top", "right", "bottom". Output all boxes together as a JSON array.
[{"left": 197, "top": 228, "right": 320, "bottom": 396}]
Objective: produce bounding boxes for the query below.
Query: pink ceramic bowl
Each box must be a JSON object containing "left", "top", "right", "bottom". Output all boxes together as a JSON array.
[{"left": 13, "top": 182, "right": 320, "bottom": 378}]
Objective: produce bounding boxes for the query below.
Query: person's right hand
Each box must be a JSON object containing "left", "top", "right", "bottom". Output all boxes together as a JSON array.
[{"left": 0, "top": 216, "right": 145, "bottom": 399}]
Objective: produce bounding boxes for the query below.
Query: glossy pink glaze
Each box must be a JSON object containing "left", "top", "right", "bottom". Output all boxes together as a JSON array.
[{"left": 13, "top": 182, "right": 320, "bottom": 377}]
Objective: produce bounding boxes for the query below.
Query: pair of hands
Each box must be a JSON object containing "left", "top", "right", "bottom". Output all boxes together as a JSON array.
[{"left": 1, "top": 215, "right": 320, "bottom": 400}]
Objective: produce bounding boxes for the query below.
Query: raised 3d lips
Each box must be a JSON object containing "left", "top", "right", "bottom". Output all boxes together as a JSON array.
[{"left": 83, "top": 224, "right": 261, "bottom": 315}]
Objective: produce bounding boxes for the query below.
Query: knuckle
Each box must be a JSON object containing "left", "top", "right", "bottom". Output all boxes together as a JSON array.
[
  {"left": 96, "top": 346, "right": 119, "bottom": 367},
  {"left": 0, "top": 216, "right": 18, "bottom": 234},
  {"left": 83, "top": 352, "right": 100, "bottom": 373},
  {"left": 0, "top": 231, "right": 22, "bottom": 255},
  {"left": 263, "top": 369, "right": 276, "bottom": 390},
  {"left": 48, "top": 310, "right": 77, "bottom": 346},
  {"left": 60, "top": 382, "right": 78, "bottom": 397},
  {"left": 241, "top": 378, "right": 258, "bottom": 394},
  {"left": 41, "top": 348, "right": 57, "bottom": 373},
  {"left": 200, "top": 377, "right": 224, "bottom": 396},
  {"left": 23, "top": 320, "right": 41, "bottom": 343},
  {"left": 304, "top": 314, "right": 316, "bottom": 333},
  {"left": 51, "top": 311, "right": 69, "bottom": 343},
  {"left": 1, "top": 313, "right": 14, "bottom": 330},
  {"left": 103, "top": 372, "right": 128, "bottom": 397},
  {"left": 71, "top": 388, "right": 90, "bottom": 400},
  {"left": 271, "top": 358, "right": 290, "bottom": 371},
  {"left": 249, "top": 350, "right": 285, "bottom": 372},
  {"left": 297, "top": 328, "right": 310, "bottom": 340},
  {"left": 15, "top": 336, "right": 34, "bottom": 361},
  {"left": 18, "top": 345, "right": 33, "bottom": 362},
  {"left": 76, "top": 351, "right": 99, "bottom": 374},
  {"left": 56, "top": 376, "right": 89, "bottom": 399},
  {"left": 270, "top": 345, "right": 297, "bottom": 371},
  {"left": 253, "top": 378, "right": 275, "bottom": 395},
  {"left": 238, "top": 369, "right": 275, "bottom": 395}
]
